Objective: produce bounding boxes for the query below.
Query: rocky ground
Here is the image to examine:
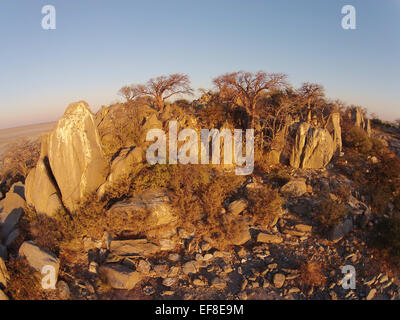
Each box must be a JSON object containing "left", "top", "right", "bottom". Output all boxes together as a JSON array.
[{"left": 1, "top": 167, "right": 399, "bottom": 300}]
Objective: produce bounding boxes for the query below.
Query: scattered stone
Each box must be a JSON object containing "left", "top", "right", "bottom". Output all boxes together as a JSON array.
[
  {"left": 295, "top": 224, "right": 312, "bottom": 233},
  {"left": 379, "top": 274, "right": 389, "bottom": 283},
  {"left": 329, "top": 218, "right": 353, "bottom": 242},
  {"left": 137, "top": 260, "right": 151, "bottom": 274},
  {"left": 283, "top": 229, "right": 305, "bottom": 237},
  {"left": 110, "top": 239, "right": 160, "bottom": 257},
  {"left": 203, "top": 253, "right": 213, "bottom": 261},
  {"left": 232, "top": 226, "right": 251, "bottom": 246},
  {"left": 168, "top": 266, "right": 181, "bottom": 277},
  {"left": 364, "top": 276, "right": 376, "bottom": 286},
  {"left": 201, "top": 242, "right": 211, "bottom": 252},
  {"left": 268, "top": 263, "right": 278, "bottom": 270},
  {"left": 237, "top": 292, "right": 248, "bottom": 300},
  {"left": 370, "top": 156, "right": 379, "bottom": 164},
  {"left": 366, "top": 288, "right": 377, "bottom": 300},
  {"left": 280, "top": 179, "right": 307, "bottom": 197},
  {"left": 211, "top": 277, "right": 227, "bottom": 290},
  {"left": 153, "top": 264, "right": 169, "bottom": 278},
  {"left": 288, "top": 287, "right": 301, "bottom": 294},
  {"left": 193, "top": 279, "right": 207, "bottom": 287},
  {"left": 178, "top": 228, "right": 192, "bottom": 240},
  {"left": 228, "top": 199, "right": 247, "bottom": 216},
  {"left": 273, "top": 273, "right": 286, "bottom": 289},
  {"left": 162, "top": 277, "right": 177, "bottom": 287},
  {"left": 143, "top": 285, "right": 155, "bottom": 296},
  {"left": 257, "top": 233, "right": 283, "bottom": 244},
  {"left": 57, "top": 281, "right": 70, "bottom": 299},
  {"left": 88, "top": 261, "right": 98, "bottom": 274},
  {"left": 182, "top": 261, "right": 198, "bottom": 275},
  {"left": 168, "top": 253, "right": 180, "bottom": 262},
  {"left": 18, "top": 241, "right": 60, "bottom": 278},
  {"left": 159, "top": 239, "right": 176, "bottom": 251},
  {"left": 99, "top": 264, "right": 142, "bottom": 290}
]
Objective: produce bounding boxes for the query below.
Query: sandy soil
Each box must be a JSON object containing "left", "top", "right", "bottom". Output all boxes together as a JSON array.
[{"left": 0, "top": 122, "right": 55, "bottom": 156}]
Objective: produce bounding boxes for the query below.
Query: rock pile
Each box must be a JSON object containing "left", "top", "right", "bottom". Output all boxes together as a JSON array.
[{"left": 290, "top": 123, "right": 335, "bottom": 169}]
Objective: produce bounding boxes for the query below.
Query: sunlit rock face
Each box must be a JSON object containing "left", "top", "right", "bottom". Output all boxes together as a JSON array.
[
  {"left": 290, "top": 122, "right": 334, "bottom": 169},
  {"left": 47, "top": 101, "right": 109, "bottom": 212}
]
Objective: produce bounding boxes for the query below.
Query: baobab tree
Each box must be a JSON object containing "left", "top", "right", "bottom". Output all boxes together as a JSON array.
[
  {"left": 213, "top": 71, "right": 288, "bottom": 128},
  {"left": 118, "top": 84, "right": 147, "bottom": 103},
  {"left": 297, "top": 82, "right": 325, "bottom": 123},
  {"left": 144, "top": 74, "right": 193, "bottom": 111},
  {"left": 118, "top": 74, "right": 193, "bottom": 112}
]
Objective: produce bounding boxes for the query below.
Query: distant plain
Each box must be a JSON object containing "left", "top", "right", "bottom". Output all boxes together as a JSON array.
[{"left": 0, "top": 122, "right": 55, "bottom": 156}]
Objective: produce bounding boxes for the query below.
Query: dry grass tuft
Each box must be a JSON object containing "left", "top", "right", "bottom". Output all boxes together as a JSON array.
[{"left": 299, "top": 260, "right": 327, "bottom": 288}]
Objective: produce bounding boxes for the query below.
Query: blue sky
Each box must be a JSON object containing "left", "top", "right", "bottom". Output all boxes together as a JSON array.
[{"left": 0, "top": 0, "right": 399, "bottom": 128}]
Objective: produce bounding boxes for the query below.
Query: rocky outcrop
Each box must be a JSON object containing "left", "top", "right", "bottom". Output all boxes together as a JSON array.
[
  {"left": 25, "top": 162, "right": 63, "bottom": 218},
  {"left": 25, "top": 132, "right": 63, "bottom": 217},
  {"left": 290, "top": 123, "right": 335, "bottom": 169},
  {"left": 265, "top": 116, "right": 293, "bottom": 165},
  {"left": 48, "top": 102, "right": 109, "bottom": 212},
  {"left": 352, "top": 107, "right": 365, "bottom": 129},
  {"left": 350, "top": 107, "right": 371, "bottom": 136},
  {"left": 98, "top": 146, "right": 143, "bottom": 197},
  {"left": 290, "top": 122, "right": 311, "bottom": 168},
  {"left": 0, "top": 190, "right": 25, "bottom": 244},
  {"left": 26, "top": 102, "right": 110, "bottom": 215},
  {"left": 327, "top": 112, "right": 342, "bottom": 155},
  {"left": 107, "top": 189, "right": 177, "bottom": 236}
]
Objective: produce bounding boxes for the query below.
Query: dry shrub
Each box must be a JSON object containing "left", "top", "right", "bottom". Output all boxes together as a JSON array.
[
  {"left": 371, "top": 215, "right": 400, "bottom": 268},
  {"left": 343, "top": 126, "right": 372, "bottom": 154},
  {"left": 20, "top": 212, "right": 69, "bottom": 255},
  {"left": 299, "top": 260, "right": 327, "bottom": 288},
  {"left": 247, "top": 185, "right": 283, "bottom": 226},
  {"left": 315, "top": 199, "right": 348, "bottom": 231},
  {"left": 254, "top": 150, "right": 272, "bottom": 173},
  {"left": 98, "top": 102, "right": 148, "bottom": 157},
  {"left": 4, "top": 258, "right": 57, "bottom": 300},
  {"left": 165, "top": 165, "right": 246, "bottom": 249},
  {"left": 0, "top": 138, "right": 40, "bottom": 190},
  {"left": 333, "top": 183, "right": 351, "bottom": 203},
  {"left": 264, "top": 166, "right": 291, "bottom": 188},
  {"left": 368, "top": 152, "right": 400, "bottom": 214}
]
